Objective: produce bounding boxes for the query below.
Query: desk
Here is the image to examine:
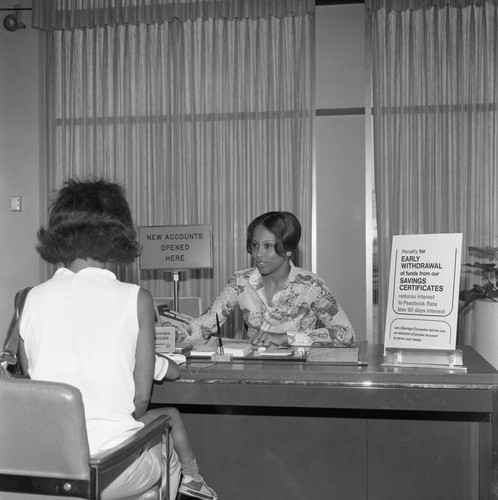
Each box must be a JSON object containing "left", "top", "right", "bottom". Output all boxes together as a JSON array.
[{"left": 151, "top": 344, "right": 498, "bottom": 500}]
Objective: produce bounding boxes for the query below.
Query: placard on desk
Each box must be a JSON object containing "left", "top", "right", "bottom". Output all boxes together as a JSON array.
[
  {"left": 155, "top": 326, "right": 176, "bottom": 354},
  {"left": 384, "top": 233, "right": 462, "bottom": 356},
  {"left": 139, "top": 224, "right": 212, "bottom": 270}
]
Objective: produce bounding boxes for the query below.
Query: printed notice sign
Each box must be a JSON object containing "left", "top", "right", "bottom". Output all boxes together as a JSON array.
[
  {"left": 139, "top": 225, "right": 212, "bottom": 271},
  {"left": 384, "top": 233, "right": 462, "bottom": 352},
  {"left": 155, "top": 326, "right": 176, "bottom": 354}
]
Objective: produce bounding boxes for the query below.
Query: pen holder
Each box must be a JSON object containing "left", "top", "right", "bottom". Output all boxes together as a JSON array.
[{"left": 210, "top": 353, "right": 232, "bottom": 362}]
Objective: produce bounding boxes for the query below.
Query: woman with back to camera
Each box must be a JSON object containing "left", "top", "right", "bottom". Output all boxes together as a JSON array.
[
  {"left": 17, "top": 178, "right": 215, "bottom": 500},
  {"left": 180, "top": 211, "right": 355, "bottom": 346}
]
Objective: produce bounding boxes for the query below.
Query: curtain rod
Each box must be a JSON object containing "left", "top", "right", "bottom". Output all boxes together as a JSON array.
[{"left": 0, "top": 8, "right": 32, "bottom": 11}]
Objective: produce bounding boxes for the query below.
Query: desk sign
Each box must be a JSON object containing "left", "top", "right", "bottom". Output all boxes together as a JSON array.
[
  {"left": 155, "top": 326, "right": 176, "bottom": 354},
  {"left": 139, "top": 224, "right": 212, "bottom": 270},
  {"left": 384, "top": 233, "right": 462, "bottom": 352}
]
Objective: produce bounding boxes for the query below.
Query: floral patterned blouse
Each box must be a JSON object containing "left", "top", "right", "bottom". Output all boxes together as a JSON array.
[{"left": 180, "top": 262, "right": 355, "bottom": 346}]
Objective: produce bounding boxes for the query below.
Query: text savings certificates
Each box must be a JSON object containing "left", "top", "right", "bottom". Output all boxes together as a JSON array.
[{"left": 384, "top": 233, "right": 463, "bottom": 352}]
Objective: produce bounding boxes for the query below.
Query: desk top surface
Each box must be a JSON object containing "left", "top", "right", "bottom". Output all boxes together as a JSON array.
[{"left": 175, "top": 344, "right": 498, "bottom": 389}]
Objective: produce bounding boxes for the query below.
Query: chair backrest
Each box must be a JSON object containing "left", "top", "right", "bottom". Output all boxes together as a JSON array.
[{"left": 0, "top": 378, "right": 91, "bottom": 480}]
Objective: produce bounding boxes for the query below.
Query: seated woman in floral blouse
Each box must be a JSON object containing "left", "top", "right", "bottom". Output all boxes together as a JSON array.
[{"left": 179, "top": 211, "right": 355, "bottom": 347}]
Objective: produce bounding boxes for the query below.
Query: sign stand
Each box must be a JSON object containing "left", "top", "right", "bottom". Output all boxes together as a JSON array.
[
  {"left": 382, "top": 347, "right": 466, "bottom": 372},
  {"left": 172, "top": 271, "right": 180, "bottom": 312}
]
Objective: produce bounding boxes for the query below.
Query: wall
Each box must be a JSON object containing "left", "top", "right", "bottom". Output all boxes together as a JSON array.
[
  {"left": 0, "top": 3, "right": 369, "bottom": 343},
  {"left": 315, "top": 4, "right": 368, "bottom": 340},
  {"left": 0, "top": 2, "right": 43, "bottom": 343}
]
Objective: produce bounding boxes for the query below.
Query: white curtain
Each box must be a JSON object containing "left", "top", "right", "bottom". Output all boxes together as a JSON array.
[
  {"left": 367, "top": 0, "right": 498, "bottom": 344},
  {"left": 33, "top": 0, "right": 315, "bottom": 335}
]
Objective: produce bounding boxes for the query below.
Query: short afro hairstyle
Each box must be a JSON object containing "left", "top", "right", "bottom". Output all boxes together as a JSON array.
[
  {"left": 246, "top": 211, "right": 301, "bottom": 257},
  {"left": 37, "top": 178, "right": 140, "bottom": 265}
]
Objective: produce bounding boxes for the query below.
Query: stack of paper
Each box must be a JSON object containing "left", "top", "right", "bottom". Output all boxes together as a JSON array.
[
  {"left": 258, "top": 348, "right": 294, "bottom": 357},
  {"left": 222, "top": 341, "right": 253, "bottom": 358},
  {"left": 189, "top": 346, "right": 217, "bottom": 357}
]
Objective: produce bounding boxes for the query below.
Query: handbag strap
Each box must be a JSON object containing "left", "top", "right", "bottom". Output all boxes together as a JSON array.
[{"left": 1, "top": 286, "right": 33, "bottom": 364}]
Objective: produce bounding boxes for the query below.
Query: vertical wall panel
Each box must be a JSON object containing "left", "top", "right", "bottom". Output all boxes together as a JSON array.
[{"left": 316, "top": 4, "right": 367, "bottom": 338}]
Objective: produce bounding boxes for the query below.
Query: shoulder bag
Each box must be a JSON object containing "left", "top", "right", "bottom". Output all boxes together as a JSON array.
[{"left": 0, "top": 287, "right": 32, "bottom": 378}]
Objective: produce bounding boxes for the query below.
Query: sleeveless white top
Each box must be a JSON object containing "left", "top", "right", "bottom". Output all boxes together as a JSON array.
[{"left": 20, "top": 267, "right": 143, "bottom": 455}]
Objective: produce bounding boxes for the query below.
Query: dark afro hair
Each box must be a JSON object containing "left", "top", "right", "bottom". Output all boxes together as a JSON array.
[{"left": 36, "top": 178, "right": 140, "bottom": 265}]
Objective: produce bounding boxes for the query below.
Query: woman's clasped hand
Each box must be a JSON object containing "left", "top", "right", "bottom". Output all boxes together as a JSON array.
[{"left": 249, "top": 330, "right": 288, "bottom": 347}]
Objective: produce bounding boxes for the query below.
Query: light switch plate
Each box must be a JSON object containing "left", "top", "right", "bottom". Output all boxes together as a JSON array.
[{"left": 11, "top": 196, "right": 22, "bottom": 211}]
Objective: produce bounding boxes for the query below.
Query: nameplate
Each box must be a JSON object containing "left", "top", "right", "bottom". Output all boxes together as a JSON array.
[{"left": 307, "top": 342, "right": 359, "bottom": 363}]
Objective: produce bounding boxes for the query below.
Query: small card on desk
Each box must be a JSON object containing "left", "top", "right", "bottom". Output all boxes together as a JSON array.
[{"left": 155, "top": 326, "right": 176, "bottom": 354}]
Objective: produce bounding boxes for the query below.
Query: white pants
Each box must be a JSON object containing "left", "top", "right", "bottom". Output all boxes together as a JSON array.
[{"left": 102, "top": 415, "right": 181, "bottom": 500}]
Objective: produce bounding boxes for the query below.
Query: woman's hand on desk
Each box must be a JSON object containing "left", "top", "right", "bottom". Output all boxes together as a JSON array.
[{"left": 250, "top": 331, "right": 288, "bottom": 347}]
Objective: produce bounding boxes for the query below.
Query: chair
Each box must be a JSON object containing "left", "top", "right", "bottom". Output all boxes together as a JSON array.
[{"left": 0, "top": 378, "right": 171, "bottom": 500}]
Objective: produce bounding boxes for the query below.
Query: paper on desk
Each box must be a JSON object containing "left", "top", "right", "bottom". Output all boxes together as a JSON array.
[
  {"left": 189, "top": 348, "right": 216, "bottom": 357},
  {"left": 188, "top": 338, "right": 253, "bottom": 358},
  {"left": 165, "top": 353, "right": 187, "bottom": 364},
  {"left": 222, "top": 341, "right": 253, "bottom": 357},
  {"left": 258, "top": 348, "right": 293, "bottom": 357}
]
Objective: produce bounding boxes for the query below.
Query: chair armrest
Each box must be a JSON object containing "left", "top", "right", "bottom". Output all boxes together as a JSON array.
[{"left": 89, "top": 415, "right": 170, "bottom": 472}]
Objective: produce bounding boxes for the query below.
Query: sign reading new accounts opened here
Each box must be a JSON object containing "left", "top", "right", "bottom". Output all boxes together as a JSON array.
[{"left": 139, "top": 225, "right": 213, "bottom": 271}]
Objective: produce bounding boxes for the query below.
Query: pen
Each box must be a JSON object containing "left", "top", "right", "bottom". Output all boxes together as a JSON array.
[
  {"left": 153, "top": 301, "right": 163, "bottom": 326},
  {"left": 216, "top": 313, "right": 224, "bottom": 356}
]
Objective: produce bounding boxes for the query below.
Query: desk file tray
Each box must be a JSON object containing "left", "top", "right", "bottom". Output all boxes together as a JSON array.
[{"left": 382, "top": 347, "right": 466, "bottom": 372}]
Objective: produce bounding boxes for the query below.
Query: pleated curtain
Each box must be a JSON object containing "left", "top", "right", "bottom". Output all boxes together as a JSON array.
[
  {"left": 32, "top": 0, "right": 315, "bottom": 335},
  {"left": 367, "top": 0, "right": 498, "bottom": 343}
]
